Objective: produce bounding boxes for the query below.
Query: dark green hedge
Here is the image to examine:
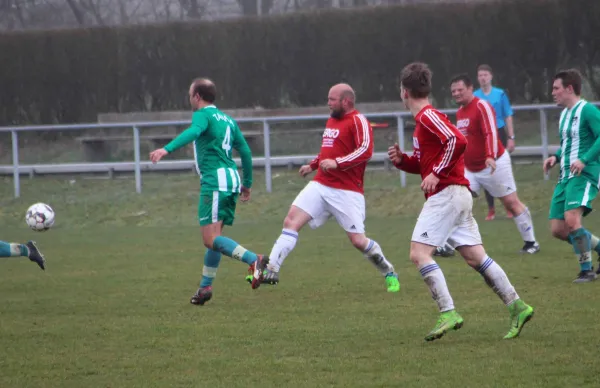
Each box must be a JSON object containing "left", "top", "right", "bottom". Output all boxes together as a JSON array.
[{"left": 0, "top": 0, "right": 598, "bottom": 125}]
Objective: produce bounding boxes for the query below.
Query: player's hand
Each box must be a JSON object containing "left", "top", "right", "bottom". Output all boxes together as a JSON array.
[
  {"left": 299, "top": 165, "right": 314, "bottom": 177},
  {"left": 319, "top": 159, "right": 338, "bottom": 172},
  {"left": 421, "top": 173, "right": 440, "bottom": 194},
  {"left": 506, "top": 138, "right": 516, "bottom": 153},
  {"left": 543, "top": 156, "right": 557, "bottom": 174},
  {"left": 387, "top": 143, "right": 403, "bottom": 165},
  {"left": 570, "top": 159, "right": 586, "bottom": 176},
  {"left": 240, "top": 186, "right": 252, "bottom": 202},
  {"left": 149, "top": 148, "right": 168, "bottom": 164},
  {"left": 485, "top": 158, "right": 496, "bottom": 174}
]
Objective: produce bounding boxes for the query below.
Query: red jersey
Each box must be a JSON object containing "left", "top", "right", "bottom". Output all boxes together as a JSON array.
[
  {"left": 456, "top": 97, "right": 505, "bottom": 172},
  {"left": 394, "top": 105, "right": 469, "bottom": 199},
  {"left": 309, "top": 110, "right": 373, "bottom": 194}
]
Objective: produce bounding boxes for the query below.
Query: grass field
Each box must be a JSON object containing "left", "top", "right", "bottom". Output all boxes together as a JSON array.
[{"left": 1, "top": 165, "right": 599, "bottom": 387}]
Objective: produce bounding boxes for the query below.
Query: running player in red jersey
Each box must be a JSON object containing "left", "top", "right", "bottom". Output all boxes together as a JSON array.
[
  {"left": 451, "top": 74, "right": 540, "bottom": 254},
  {"left": 388, "top": 62, "right": 534, "bottom": 341}
]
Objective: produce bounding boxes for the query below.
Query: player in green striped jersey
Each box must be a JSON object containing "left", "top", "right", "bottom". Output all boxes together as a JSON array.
[
  {"left": 544, "top": 69, "right": 600, "bottom": 282},
  {"left": 150, "top": 78, "right": 268, "bottom": 304}
]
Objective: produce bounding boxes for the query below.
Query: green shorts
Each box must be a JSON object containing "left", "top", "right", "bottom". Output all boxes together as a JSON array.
[
  {"left": 198, "top": 190, "right": 238, "bottom": 226},
  {"left": 549, "top": 175, "right": 598, "bottom": 220}
]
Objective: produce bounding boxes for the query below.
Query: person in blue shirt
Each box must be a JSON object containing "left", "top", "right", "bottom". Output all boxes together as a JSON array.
[{"left": 475, "top": 64, "right": 516, "bottom": 221}]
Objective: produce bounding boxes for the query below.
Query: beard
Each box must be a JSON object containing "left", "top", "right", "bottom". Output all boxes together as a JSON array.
[{"left": 330, "top": 108, "right": 343, "bottom": 119}]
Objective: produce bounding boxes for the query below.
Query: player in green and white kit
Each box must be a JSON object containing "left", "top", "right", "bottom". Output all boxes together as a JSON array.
[
  {"left": 150, "top": 78, "right": 268, "bottom": 304},
  {"left": 0, "top": 240, "right": 45, "bottom": 270},
  {"left": 544, "top": 69, "right": 600, "bottom": 283}
]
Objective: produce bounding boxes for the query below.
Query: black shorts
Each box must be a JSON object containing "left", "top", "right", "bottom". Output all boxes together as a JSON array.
[{"left": 497, "top": 126, "right": 508, "bottom": 147}]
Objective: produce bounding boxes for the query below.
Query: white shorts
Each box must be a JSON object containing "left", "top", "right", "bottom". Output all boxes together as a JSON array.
[
  {"left": 292, "top": 181, "right": 366, "bottom": 233},
  {"left": 465, "top": 152, "right": 517, "bottom": 198},
  {"left": 412, "top": 185, "right": 483, "bottom": 248}
]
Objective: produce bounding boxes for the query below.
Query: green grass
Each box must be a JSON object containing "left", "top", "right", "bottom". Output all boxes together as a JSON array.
[{"left": 1, "top": 165, "right": 599, "bottom": 387}]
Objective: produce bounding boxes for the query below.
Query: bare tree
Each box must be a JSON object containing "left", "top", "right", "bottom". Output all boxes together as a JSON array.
[
  {"left": 0, "top": 0, "right": 445, "bottom": 31},
  {"left": 179, "top": 0, "right": 206, "bottom": 18},
  {"left": 237, "top": 0, "right": 274, "bottom": 15},
  {"left": 65, "top": 0, "right": 86, "bottom": 25}
]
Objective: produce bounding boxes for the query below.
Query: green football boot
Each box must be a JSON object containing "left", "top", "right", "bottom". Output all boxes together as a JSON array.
[
  {"left": 385, "top": 272, "right": 400, "bottom": 293},
  {"left": 425, "top": 310, "right": 464, "bottom": 341},
  {"left": 503, "top": 299, "right": 534, "bottom": 339}
]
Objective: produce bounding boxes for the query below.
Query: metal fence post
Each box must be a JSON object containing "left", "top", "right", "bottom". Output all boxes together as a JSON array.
[
  {"left": 133, "top": 126, "right": 142, "bottom": 193},
  {"left": 263, "top": 120, "right": 272, "bottom": 193},
  {"left": 396, "top": 115, "right": 407, "bottom": 188},
  {"left": 11, "top": 130, "right": 20, "bottom": 198},
  {"left": 540, "top": 109, "right": 549, "bottom": 180}
]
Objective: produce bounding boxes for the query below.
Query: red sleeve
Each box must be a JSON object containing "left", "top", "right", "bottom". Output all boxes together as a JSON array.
[
  {"left": 395, "top": 153, "right": 421, "bottom": 174},
  {"left": 335, "top": 114, "right": 373, "bottom": 170},
  {"left": 477, "top": 100, "right": 498, "bottom": 159},
  {"left": 309, "top": 154, "right": 320, "bottom": 171},
  {"left": 420, "top": 109, "right": 467, "bottom": 178}
]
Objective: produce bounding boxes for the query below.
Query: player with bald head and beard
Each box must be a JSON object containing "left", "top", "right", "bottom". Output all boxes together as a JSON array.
[{"left": 246, "top": 83, "right": 400, "bottom": 292}]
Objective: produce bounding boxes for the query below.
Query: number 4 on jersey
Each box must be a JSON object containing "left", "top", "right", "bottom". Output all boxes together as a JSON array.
[{"left": 222, "top": 126, "right": 232, "bottom": 157}]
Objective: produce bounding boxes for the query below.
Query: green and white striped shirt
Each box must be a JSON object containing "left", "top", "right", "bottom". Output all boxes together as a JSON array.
[
  {"left": 164, "top": 105, "right": 253, "bottom": 193},
  {"left": 556, "top": 100, "right": 600, "bottom": 185}
]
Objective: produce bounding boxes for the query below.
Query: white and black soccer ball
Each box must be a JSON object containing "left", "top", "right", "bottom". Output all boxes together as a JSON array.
[{"left": 25, "top": 203, "right": 55, "bottom": 232}]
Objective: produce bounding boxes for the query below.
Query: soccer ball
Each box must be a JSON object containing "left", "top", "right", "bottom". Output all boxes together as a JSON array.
[{"left": 25, "top": 203, "right": 55, "bottom": 231}]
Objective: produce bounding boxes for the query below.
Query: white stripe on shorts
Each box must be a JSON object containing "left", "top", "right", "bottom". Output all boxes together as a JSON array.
[
  {"left": 582, "top": 181, "right": 592, "bottom": 207},
  {"left": 217, "top": 168, "right": 228, "bottom": 191},
  {"left": 228, "top": 168, "right": 240, "bottom": 193},
  {"left": 212, "top": 191, "right": 219, "bottom": 223}
]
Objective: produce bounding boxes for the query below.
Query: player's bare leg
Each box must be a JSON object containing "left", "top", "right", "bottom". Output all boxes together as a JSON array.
[
  {"left": 192, "top": 221, "right": 268, "bottom": 305},
  {"left": 457, "top": 244, "right": 534, "bottom": 338},
  {"left": 347, "top": 232, "right": 399, "bottom": 292},
  {"left": 499, "top": 193, "right": 540, "bottom": 254},
  {"left": 410, "top": 241, "right": 463, "bottom": 341},
  {"left": 551, "top": 210, "right": 600, "bottom": 282}
]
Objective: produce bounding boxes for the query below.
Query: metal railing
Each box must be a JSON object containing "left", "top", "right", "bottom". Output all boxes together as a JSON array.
[{"left": 1, "top": 102, "right": 597, "bottom": 198}]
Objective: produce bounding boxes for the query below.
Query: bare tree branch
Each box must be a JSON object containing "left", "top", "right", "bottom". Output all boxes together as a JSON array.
[
  {"left": 11, "top": 0, "right": 28, "bottom": 29},
  {"left": 80, "top": 0, "right": 105, "bottom": 26},
  {"left": 64, "top": 0, "right": 86, "bottom": 25},
  {"left": 127, "top": 0, "right": 145, "bottom": 21},
  {"left": 179, "top": 0, "right": 206, "bottom": 19},
  {"left": 237, "top": 0, "right": 275, "bottom": 15}
]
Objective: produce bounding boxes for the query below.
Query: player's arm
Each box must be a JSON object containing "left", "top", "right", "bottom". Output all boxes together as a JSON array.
[
  {"left": 308, "top": 155, "right": 321, "bottom": 171},
  {"left": 420, "top": 110, "right": 467, "bottom": 178},
  {"left": 502, "top": 92, "right": 516, "bottom": 151},
  {"left": 334, "top": 115, "right": 373, "bottom": 170},
  {"left": 554, "top": 144, "right": 562, "bottom": 162},
  {"left": 295, "top": 154, "right": 320, "bottom": 177},
  {"left": 477, "top": 100, "right": 499, "bottom": 160},
  {"left": 390, "top": 147, "right": 421, "bottom": 174},
  {"left": 164, "top": 111, "right": 208, "bottom": 153},
  {"left": 544, "top": 140, "right": 561, "bottom": 173},
  {"left": 579, "top": 105, "right": 600, "bottom": 166},
  {"left": 232, "top": 124, "right": 253, "bottom": 189},
  {"left": 502, "top": 92, "right": 515, "bottom": 137}
]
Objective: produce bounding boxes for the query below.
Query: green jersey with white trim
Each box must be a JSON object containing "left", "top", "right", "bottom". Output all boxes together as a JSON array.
[
  {"left": 164, "top": 105, "right": 253, "bottom": 192},
  {"left": 556, "top": 100, "right": 600, "bottom": 185}
]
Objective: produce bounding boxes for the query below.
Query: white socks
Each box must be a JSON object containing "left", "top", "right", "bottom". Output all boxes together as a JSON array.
[
  {"left": 477, "top": 256, "right": 519, "bottom": 305},
  {"left": 419, "top": 262, "right": 454, "bottom": 312},
  {"left": 363, "top": 239, "right": 395, "bottom": 276},
  {"left": 513, "top": 207, "right": 536, "bottom": 243},
  {"left": 417, "top": 255, "right": 519, "bottom": 313},
  {"left": 267, "top": 229, "right": 298, "bottom": 272}
]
